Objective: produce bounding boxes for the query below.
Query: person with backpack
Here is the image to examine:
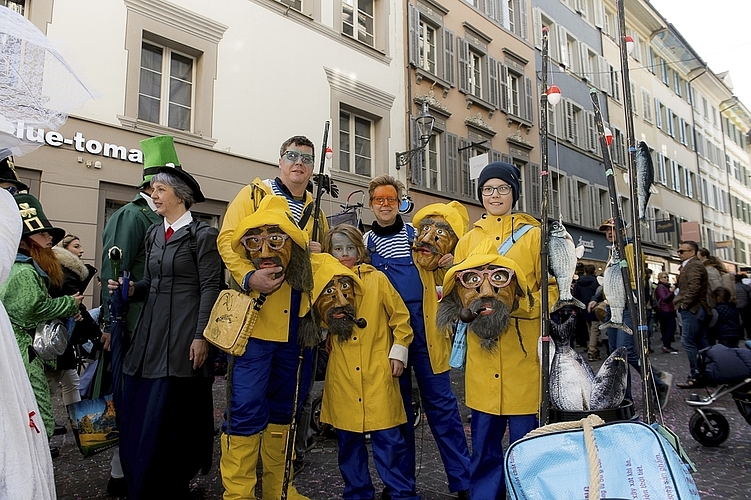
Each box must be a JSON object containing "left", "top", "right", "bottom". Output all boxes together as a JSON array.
[
  {"left": 112, "top": 156, "right": 221, "bottom": 499},
  {"left": 453, "top": 162, "right": 557, "bottom": 499},
  {"left": 364, "top": 176, "right": 471, "bottom": 500}
]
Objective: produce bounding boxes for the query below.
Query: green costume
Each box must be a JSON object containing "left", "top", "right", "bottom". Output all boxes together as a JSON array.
[
  {"left": 100, "top": 194, "right": 162, "bottom": 333},
  {"left": 0, "top": 254, "right": 78, "bottom": 437}
]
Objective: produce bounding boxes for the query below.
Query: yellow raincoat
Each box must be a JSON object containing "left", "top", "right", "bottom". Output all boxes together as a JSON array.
[
  {"left": 217, "top": 178, "right": 327, "bottom": 342},
  {"left": 320, "top": 263, "right": 413, "bottom": 433},
  {"left": 454, "top": 212, "right": 558, "bottom": 415}
]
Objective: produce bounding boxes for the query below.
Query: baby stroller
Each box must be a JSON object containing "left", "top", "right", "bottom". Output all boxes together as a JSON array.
[{"left": 685, "top": 342, "right": 751, "bottom": 446}]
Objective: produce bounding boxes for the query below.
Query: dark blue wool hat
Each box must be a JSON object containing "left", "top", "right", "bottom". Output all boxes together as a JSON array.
[{"left": 477, "top": 161, "right": 521, "bottom": 205}]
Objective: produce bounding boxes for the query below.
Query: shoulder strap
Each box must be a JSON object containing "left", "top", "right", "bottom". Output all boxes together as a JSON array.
[
  {"left": 298, "top": 202, "right": 315, "bottom": 231},
  {"left": 497, "top": 224, "right": 533, "bottom": 256},
  {"left": 405, "top": 224, "right": 416, "bottom": 243}
]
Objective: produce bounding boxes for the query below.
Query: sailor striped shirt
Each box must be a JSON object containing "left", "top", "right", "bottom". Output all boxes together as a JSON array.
[
  {"left": 270, "top": 179, "right": 305, "bottom": 222},
  {"left": 365, "top": 225, "right": 414, "bottom": 259}
]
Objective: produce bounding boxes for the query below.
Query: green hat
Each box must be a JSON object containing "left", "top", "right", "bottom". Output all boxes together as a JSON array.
[
  {"left": 0, "top": 148, "right": 29, "bottom": 192},
  {"left": 138, "top": 135, "right": 181, "bottom": 189},
  {"left": 14, "top": 193, "right": 65, "bottom": 245}
]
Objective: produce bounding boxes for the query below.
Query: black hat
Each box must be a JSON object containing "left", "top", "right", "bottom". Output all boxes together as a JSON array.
[
  {"left": 15, "top": 193, "right": 66, "bottom": 245},
  {"left": 157, "top": 165, "right": 205, "bottom": 203},
  {"left": 477, "top": 161, "right": 521, "bottom": 205},
  {"left": 0, "top": 149, "right": 29, "bottom": 192}
]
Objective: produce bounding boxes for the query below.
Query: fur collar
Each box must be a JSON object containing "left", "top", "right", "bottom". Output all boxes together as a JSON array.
[{"left": 52, "top": 246, "right": 88, "bottom": 280}]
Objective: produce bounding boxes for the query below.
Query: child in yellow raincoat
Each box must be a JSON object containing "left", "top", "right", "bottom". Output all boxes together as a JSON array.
[{"left": 318, "top": 226, "right": 420, "bottom": 500}]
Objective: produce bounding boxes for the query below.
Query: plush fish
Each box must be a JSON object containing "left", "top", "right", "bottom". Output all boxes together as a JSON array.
[
  {"left": 549, "top": 311, "right": 629, "bottom": 411},
  {"left": 636, "top": 141, "right": 655, "bottom": 228},
  {"left": 589, "top": 347, "right": 628, "bottom": 410},
  {"left": 548, "top": 220, "right": 586, "bottom": 312},
  {"left": 549, "top": 312, "right": 595, "bottom": 411},
  {"left": 598, "top": 255, "right": 632, "bottom": 335}
]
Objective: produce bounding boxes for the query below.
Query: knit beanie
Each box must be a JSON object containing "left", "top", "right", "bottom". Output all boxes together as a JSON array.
[{"left": 477, "top": 161, "right": 521, "bottom": 205}]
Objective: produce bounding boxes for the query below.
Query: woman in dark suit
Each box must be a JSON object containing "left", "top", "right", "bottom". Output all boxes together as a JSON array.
[{"left": 115, "top": 162, "right": 222, "bottom": 500}]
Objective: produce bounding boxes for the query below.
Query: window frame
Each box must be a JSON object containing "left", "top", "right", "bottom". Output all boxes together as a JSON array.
[
  {"left": 121, "top": 0, "right": 226, "bottom": 147},
  {"left": 137, "top": 41, "right": 196, "bottom": 132}
]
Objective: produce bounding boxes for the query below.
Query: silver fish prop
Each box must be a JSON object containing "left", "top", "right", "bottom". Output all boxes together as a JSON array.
[
  {"left": 548, "top": 311, "right": 629, "bottom": 411},
  {"left": 589, "top": 347, "right": 628, "bottom": 410},
  {"left": 636, "top": 140, "right": 655, "bottom": 228},
  {"left": 548, "top": 220, "right": 585, "bottom": 312},
  {"left": 598, "top": 255, "right": 633, "bottom": 335}
]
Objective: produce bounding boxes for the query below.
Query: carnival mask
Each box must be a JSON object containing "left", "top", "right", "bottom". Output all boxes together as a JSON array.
[
  {"left": 412, "top": 215, "right": 459, "bottom": 271},
  {"left": 314, "top": 275, "right": 360, "bottom": 342},
  {"left": 242, "top": 224, "right": 294, "bottom": 277},
  {"left": 437, "top": 265, "right": 522, "bottom": 351}
]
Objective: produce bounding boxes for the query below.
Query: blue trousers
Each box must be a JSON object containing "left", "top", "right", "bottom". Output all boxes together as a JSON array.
[
  {"left": 606, "top": 307, "right": 665, "bottom": 400},
  {"left": 469, "top": 411, "right": 538, "bottom": 500},
  {"left": 680, "top": 308, "right": 709, "bottom": 378},
  {"left": 397, "top": 313, "right": 470, "bottom": 493},
  {"left": 337, "top": 427, "right": 420, "bottom": 500},
  {"left": 223, "top": 335, "right": 313, "bottom": 436}
]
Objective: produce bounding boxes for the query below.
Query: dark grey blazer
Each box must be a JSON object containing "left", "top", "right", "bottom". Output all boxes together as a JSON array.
[{"left": 125, "top": 219, "right": 222, "bottom": 378}]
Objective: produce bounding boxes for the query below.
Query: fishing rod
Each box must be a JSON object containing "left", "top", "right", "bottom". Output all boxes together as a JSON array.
[
  {"left": 282, "top": 121, "right": 330, "bottom": 499},
  {"left": 311, "top": 120, "right": 331, "bottom": 242},
  {"left": 538, "top": 26, "right": 552, "bottom": 425},
  {"left": 616, "top": 0, "right": 654, "bottom": 423}
]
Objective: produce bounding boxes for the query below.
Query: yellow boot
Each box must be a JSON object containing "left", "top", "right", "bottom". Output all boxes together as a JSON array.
[
  {"left": 260, "top": 423, "right": 309, "bottom": 500},
  {"left": 220, "top": 433, "right": 261, "bottom": 500}
]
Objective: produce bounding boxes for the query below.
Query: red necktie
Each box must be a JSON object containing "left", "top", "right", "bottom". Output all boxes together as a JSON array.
[{"left": 165, "top": 226, "right": 174, "bottom": 242}]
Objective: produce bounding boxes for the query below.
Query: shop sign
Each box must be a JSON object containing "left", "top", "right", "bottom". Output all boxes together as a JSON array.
[
  {"left": 15, "top": 121, "right": 143, "bottom": 163},
  {"left": 654, "top": 219, "right": 675, "bottom": 234}
]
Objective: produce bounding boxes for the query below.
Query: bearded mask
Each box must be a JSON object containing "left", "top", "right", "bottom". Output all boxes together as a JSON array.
[
  {"left": 239, "top": 223, "right": 313, "bottom": 294},
  {"left": 412, "top": 215, "right": 459, "bottom": 271},
  {"left": 438, "top": 257, "right": 530, "bottom": 353},
  {"left": 314, "top": 275, "right": 361, "bottom": 343}
]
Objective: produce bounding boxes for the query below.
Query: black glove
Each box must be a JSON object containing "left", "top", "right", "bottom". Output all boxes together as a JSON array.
[{"left": 313, "top": 173, "right": 339, "bottom": 198}]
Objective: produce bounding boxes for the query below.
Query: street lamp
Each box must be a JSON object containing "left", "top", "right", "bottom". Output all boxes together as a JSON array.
[{"left": 395, "top": 100, "right": 435, "bottom": 170}]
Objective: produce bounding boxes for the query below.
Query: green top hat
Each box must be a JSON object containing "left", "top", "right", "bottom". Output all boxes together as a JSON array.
[
  {"left": 137, "top": 135, "right": 181, "bottom": 189},
  {"left": 0, "top": 148, "right": 29, "bottom": 192},
  {"left": 14, "top": 193, "right": 66, "bottom": 245}
]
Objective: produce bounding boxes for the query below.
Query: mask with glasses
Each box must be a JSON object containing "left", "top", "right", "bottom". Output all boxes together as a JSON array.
[
  {"left": 481, "top": 185, "right": 512, "bottom": 196},
  {"left": 455, "top": 267, "right": 515, "bottom": 289},
  {"left": 241, "top": 232, "right": 290, "bottom": 252},
  {"left": 282, "top": 150, "right": 315, "bottom": 166}
]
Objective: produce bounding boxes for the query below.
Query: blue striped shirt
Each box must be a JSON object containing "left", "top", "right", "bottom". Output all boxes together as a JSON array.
[
  {"left": 270, "top": 179, "right": 305, "bottom": 222},
  {"left": 365, "top": 224, "right": 414, "bottom": 259}
]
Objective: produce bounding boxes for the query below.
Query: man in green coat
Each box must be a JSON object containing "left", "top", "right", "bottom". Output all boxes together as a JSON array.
[{"left": 98, "top": 137, "right": 164, "bottom": 496}]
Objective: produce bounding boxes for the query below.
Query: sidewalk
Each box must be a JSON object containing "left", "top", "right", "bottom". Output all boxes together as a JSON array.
[{"left": 51, "top": 344, "right": 751, "bottom": 499}]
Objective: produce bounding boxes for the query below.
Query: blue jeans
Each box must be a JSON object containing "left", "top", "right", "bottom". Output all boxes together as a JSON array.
[
  {"left": 679, "top": 308, "right": 709, "bottom": 378},
  {"left": 606, "top": 307, "right": 665, "bottom": 400}
]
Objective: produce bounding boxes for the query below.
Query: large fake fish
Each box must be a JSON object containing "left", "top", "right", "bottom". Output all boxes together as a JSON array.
[
  {"left": 636, "top": 141, "right": 655, "bottom": 228},
  {"left": 548, "top": 220, "right": 585, "bottom": 312},
  {"left": 589, "top": 346, "right": 628, "bottom": 410},
  {"left": 549, "top": 309, "right": 629, "bottom": 411},
  {"left": 549, "top": 311, "right": 595, "bottom": 411},
  {"left": 598, "top": 254, "right": 632, "bottom": 335}
]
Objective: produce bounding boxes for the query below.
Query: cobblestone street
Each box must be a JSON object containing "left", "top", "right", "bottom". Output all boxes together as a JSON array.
[{"left": 52, "top": 344, "right": 751, "bottom": 499}]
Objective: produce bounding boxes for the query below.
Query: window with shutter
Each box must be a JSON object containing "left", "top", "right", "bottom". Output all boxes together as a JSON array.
[
  {"left": 444, "top": 133, "right": 458, "bottom": 195},
  {"left": 488, "top": 57, "right": 499, "bottom": 108},
  {"left": 443, "top": 29, "right": 455, "bottom": 86},
  {"left": 499, "top": 63, "right": 509, "bottom": 113},
  {"left": 408, "top": 4, "right": 420, "bottom": 67},
  {"left": 524, "top": 77, "right": 534, "bottom": 124},
  {"left": 457, "top": 38, "right": 470, "bottom": 94},
  {"left": 529, "top": 162, "right": 541, "bottom": 217},
  {"left": 410, "top": 117, "right": 424, "bottom": 186}
]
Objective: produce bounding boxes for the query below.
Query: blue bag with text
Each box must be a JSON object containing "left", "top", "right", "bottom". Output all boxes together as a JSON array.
[{"left": 505, "top": 415, "right": 700, "bottom": 499}]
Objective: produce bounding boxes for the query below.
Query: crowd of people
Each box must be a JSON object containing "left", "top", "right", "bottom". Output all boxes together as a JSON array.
[{"left": 2, "top": 134, "right": 750, "bottom": 500}]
